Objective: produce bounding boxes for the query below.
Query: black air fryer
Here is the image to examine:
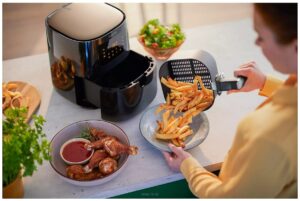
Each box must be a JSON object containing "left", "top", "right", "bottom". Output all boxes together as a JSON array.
[{"left": 45, "top": 3, "right": 157, "bottom": 121}]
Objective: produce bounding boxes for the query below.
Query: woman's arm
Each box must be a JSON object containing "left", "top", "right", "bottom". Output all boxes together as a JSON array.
[
  {"left": 178, "top": 139, "right": 290, "bottom": 198},
  {"left": 258, "top": 76, "right": 283, "bottom": 97}
]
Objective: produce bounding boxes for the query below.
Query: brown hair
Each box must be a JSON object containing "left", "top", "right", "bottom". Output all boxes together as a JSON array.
[{"left": 254, "top": 3, "right": 297, "bottom": 44}]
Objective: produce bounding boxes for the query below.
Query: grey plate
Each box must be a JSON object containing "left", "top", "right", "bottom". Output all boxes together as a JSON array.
[
  {"left": 139, "top": 104, "right": 209, "bottom": 152},
  {"left": 50, "top": 120, "right": 130, "bottom": 186}
]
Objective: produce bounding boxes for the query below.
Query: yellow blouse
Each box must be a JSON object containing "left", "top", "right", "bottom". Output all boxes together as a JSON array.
[{"left": 180, "top": 75, "right": 297, "bottom": 198}]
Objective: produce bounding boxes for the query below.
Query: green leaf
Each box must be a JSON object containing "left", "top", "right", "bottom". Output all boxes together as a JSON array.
[
  {"left": 2, "top": 107, "right": 50, "bottom": 187},
  {"left": 80, "top": 128, "right": 91, "bottom": 140}
]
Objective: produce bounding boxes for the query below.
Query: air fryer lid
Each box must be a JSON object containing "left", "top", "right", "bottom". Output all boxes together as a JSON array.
[{"left": 47, "top": 3, "right": 124, "bottom": 41}]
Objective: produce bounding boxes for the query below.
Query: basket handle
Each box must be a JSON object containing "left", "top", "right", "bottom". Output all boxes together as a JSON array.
[{"left": 215, "top": 75, "right": 247, "bottom": 93}]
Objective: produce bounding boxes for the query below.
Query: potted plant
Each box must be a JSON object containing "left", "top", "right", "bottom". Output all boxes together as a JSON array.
[{"left": 3, "top": 107, "right": 51, "bottom": 198}]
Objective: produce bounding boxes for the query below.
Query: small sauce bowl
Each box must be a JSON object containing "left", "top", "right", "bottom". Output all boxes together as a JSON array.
[{"left": 60, "top": 138, "right": 94, "bottom": 165}]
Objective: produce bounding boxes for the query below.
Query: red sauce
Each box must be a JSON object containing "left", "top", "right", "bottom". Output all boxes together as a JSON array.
[{"left": 62, "top": 141, "right": 92, "bottom": 162}]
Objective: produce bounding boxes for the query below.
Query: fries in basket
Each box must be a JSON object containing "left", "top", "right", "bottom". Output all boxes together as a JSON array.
[{"left": 155, "top": 76, "right": 213, "bottom": 148}]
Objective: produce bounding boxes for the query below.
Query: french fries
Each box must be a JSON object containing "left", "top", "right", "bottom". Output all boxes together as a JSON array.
[
  {"left": 155, "top": 76, "right": 214, "bottom": 148},
  {"left": 157, "top": 76, "right": 213, "bottom": 115},
  {"left": 155, "top": 109, "right": 195, "bottom": 147}
]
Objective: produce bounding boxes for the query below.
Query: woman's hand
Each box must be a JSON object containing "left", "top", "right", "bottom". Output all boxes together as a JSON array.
[
  {"left": 228, "top": 61, "right": 266, "bottom": 94},
  {"left": 162, "top": 144, "right": 192, "bottom": 172}
]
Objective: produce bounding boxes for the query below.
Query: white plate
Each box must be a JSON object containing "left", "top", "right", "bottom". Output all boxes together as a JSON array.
[{"left": 139, "top": 104, "right": 209, "bottom": 152}]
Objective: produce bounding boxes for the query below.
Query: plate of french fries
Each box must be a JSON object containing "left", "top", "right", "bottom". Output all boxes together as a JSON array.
[
  {"left": 139, "top": 104, "right": 209, "bottom": 152},
  {"left": 139, "top": 75, "right": 214, "bottom": 151}
]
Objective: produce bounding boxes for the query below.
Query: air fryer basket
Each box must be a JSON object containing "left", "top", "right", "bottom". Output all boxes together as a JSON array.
[{"left": 159, "top": 50, "right": 246, "bottom": 110}]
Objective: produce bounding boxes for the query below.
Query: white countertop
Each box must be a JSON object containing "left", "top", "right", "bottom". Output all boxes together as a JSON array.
[{"left": 3, "top": 18, "right": 285, "bottom": 198}]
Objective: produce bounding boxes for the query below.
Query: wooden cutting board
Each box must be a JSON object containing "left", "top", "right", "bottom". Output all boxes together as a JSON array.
[{"left": 3, "top": 81, "right": 41, "bottom": 123}]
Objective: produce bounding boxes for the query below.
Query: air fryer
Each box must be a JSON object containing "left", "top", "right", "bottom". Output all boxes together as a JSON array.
[{"left": 46, "top": 3, "right": 157, "bottom": 121}]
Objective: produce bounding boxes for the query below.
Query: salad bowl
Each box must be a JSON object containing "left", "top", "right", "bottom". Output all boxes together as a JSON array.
[{"left": 138, "top": 19, "right": 185, "bottom": 60}]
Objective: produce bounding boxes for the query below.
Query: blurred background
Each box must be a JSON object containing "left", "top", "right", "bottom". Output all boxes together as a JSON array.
[{"left": 3, "top": 3, "right": 252, "bottom": 60}]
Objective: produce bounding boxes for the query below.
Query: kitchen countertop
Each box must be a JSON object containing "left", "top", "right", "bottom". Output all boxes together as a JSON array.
[{"left": 3, "top": 18, "right": 285, "bottom": 198}]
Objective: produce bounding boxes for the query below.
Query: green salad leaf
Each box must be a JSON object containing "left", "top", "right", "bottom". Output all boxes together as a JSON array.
[{"left": 139, "top": 19, "right": 185, "bottom": 49}]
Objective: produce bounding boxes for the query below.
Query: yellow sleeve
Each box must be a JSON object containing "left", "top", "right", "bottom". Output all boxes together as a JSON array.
[
  {"left": 180, "top": 139, "right": 290, "bottom": 198},
  {"left": 259, "top": 76, "right": 283, "bottom": 97}
]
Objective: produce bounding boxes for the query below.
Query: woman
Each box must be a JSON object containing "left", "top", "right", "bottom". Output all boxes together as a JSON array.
[{"left": 162, "top": 3, "right": 297, "bottom": 198}]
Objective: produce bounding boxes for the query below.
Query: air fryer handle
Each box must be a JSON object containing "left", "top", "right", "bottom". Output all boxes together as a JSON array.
[{"left": 216, "top": 76, "right": 247, "bottom": 92}]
